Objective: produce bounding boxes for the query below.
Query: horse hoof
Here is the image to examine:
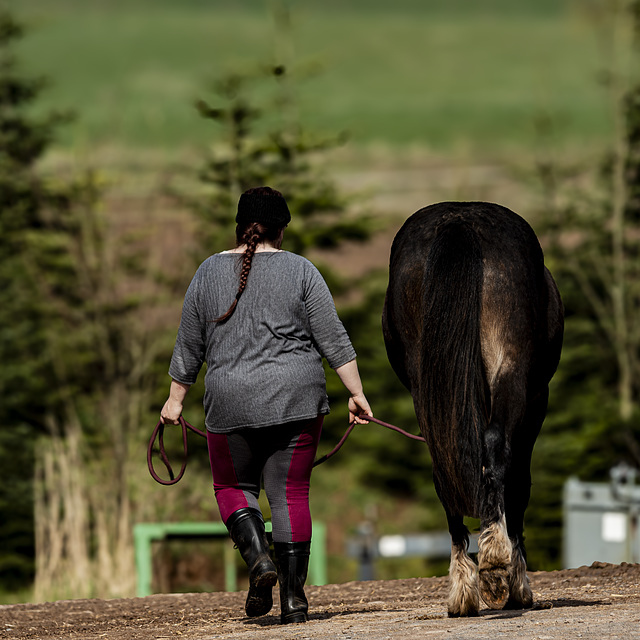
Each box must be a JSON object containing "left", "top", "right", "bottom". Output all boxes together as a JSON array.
[
  {"left": 478, "top": 567, "right": 510, "bottom": 609},
  {"left": 504, "top": 596, "right": 533, "bottom": 610},
  {"left": 447, "top": 605, "right": 479, "bottom": 618},
  {"left": 504, "top": 584, "right": 534, "bottom": 610}
]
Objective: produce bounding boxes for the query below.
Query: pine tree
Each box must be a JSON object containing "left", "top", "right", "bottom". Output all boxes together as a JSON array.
[
  {"left": 0, "top": 10, "right": 71, "bottom": 426},
  {"left": 184, "top": 65, "right": 371, "bottom": 265},
  {"left": 178, "top": 2, "right": 372, "bottom": 270},
  {"left": 0, "top": 10, "right": 107, "bottom": 591},
  {"left": 0, "top": 9, "right": 71, "bottom": 588}
]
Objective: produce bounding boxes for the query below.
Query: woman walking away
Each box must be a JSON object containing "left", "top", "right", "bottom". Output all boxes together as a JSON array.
[{"left": 160, "top": 186, "right": 372, "bottom": 624}]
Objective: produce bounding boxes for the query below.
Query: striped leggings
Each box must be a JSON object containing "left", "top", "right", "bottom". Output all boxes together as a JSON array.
[{"left": 207, "top": 415, "right": 323, "bottom": 543}]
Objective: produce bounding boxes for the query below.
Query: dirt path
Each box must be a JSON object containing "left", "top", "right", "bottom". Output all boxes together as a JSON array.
[{"left": 2, "top": 563, "right": 639, "bottom": 640}]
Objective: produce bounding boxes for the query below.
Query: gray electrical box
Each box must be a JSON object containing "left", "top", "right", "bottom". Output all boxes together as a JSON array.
[{"left": 563, "top": 464, "right": 640, "bottom": 568}]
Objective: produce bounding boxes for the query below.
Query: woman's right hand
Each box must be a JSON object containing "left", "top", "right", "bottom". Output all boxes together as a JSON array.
[{"left": 334, "top": 360, "right": 373, "bottom": 425}]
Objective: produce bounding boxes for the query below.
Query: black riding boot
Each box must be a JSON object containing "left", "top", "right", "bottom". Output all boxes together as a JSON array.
[
  {"left": 274, "top": 541, "right": 311, "bottom": 624},
  {"left": 226, "top": 508, "right": 278, "bottom": 617}
]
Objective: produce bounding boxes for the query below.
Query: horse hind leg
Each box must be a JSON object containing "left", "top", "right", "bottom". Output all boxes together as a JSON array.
[
  {"left": 503, "top": 393, "right": 548, "bottom": 610},
  {"left": 505, "top": 539, "right": 533, "bottom": 609},
  {"left": 446, "top": 514, "right": 479, "bottom": 617},
  {"left": 503, "top": 465, "right": 534, "bottom": 610},
  {"left": 477, "top": 425, "right": 512, "bottom": 609},
  {"left": 478, "top": 513, "right": 512, "bottom": 608}
]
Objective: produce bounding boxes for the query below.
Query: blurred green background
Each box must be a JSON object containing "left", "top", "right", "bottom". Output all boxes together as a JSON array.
[{"left": 8, "top": 0, "right": 611, "bottom": 152}]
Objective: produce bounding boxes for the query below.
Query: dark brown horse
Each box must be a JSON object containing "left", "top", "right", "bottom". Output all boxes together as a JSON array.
[{"left": 382, "top": 202, "right": 563, "bottom": 616}]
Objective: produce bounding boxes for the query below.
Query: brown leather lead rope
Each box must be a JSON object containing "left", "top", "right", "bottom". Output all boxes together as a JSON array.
[
  {"left": 312, "top": 415, "right": 425, "bottom": 467},
  {"left": 147, "top": 414, "right": 425, "bottom": 485},
  {"left": 147, "top": 416, "right": 207, "bottom": 485}
]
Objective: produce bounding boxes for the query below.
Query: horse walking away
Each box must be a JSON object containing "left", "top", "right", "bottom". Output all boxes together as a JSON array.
[{"left": 382, "top": 201, "right": 563, "bottom": 617}]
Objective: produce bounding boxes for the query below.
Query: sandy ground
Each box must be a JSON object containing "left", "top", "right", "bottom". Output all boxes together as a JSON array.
[{"left": 2, "top": 562, "right": 639, "bottom": 640}]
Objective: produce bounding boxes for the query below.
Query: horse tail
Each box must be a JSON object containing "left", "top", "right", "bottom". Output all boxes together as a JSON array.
[{"left": 420, "top": 220, "right": 489, "bottom": 517}]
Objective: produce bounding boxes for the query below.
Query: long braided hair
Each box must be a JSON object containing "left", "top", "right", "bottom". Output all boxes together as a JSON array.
[{"left": 214, "top": 191, "right": 286, "bottom": 323}]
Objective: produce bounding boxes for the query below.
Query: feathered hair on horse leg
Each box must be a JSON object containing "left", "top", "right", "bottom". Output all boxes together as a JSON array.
[
  {"left": 506, "top": 541, "right": 533, "bottom": 609},
  {"left": 477, "top": 513, "right": 512, "bottom": 609},
  {"left": 447, "top": 542, "right": 479, "bottom": 617}
]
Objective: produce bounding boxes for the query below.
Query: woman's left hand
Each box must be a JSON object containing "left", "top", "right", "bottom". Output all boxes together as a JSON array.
[{"left": 160, "top": 379, "right": 192, "bottom": 424}]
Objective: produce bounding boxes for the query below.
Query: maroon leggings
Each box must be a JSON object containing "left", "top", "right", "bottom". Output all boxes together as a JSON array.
[{"left": 207, "top": 415, "right": 323, "bottom": 543}]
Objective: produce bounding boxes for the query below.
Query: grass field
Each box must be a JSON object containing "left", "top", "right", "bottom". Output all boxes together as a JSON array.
[{"left": 8, "top": 0, "right": 615, "bottom": 156}]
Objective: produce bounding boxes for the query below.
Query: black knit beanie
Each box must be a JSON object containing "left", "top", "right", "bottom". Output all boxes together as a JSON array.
[{"left": 235, "top": 190, "right": 291, "bottom": 227}]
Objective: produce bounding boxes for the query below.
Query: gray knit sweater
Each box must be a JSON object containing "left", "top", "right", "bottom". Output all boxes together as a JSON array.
[{"left": 169, "top": 251, "right": 356, "bottom": 433}]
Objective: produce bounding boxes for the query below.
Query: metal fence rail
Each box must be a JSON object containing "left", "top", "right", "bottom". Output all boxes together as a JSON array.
[{"left": 134, "top": 521, "right": 327, "bottom": 597}]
